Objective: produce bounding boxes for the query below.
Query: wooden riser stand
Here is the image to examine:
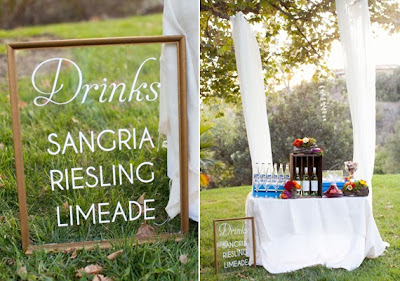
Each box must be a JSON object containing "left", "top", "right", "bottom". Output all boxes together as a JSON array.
[{"left": 289, "top": 153, "right": 323, "bottom": 197}]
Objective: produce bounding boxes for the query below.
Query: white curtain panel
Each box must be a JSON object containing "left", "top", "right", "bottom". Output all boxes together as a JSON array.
[
  {"left": 245, "top": 194, "right": 389, "bottom": 272},
  {"left": 160, "top": 0, "right": 200, "bottom": 221},
  {"left": 336, "top": 0, "right": 376, "bottom": 205},
  {"left": 230, "top": 12, "right": 273, "bottom": 171}
]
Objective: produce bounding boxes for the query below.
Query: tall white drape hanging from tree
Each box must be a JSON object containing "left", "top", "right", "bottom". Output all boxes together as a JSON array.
[
  {"left": 230, "top": 12, "right": 273, "bottom": 171},
  {"left": 160, "top": 0, "right": 199, "bottom": 221},
  {"left": 336, "top": 0, "right": 376, "bottom": 206}
]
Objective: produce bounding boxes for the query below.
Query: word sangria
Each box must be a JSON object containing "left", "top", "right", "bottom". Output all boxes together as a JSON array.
[{"left": 32, "top": 57, "right": 160, "bottom": 228}]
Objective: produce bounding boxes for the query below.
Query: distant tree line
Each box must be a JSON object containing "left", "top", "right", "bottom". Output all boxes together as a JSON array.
[
  {"left": 0, "top": 0, "right": 163, "bottom": 29},
  {"left": 376, "top": 68, "right": 400, "bottom": 102},
  {"left": 201, "top": 79, "right": 354, "bottom": 188},
  {"left": 202, "top": 70, "right": 400, "bottom": 188}
]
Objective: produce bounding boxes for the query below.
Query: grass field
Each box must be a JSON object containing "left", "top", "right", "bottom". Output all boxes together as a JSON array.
[
  {"left": 200, "top": 174, "right": 400, "bottom": 280},
  {"left": 0, "top": 14, "right": 163, "bottom": 54},
  {"left": 0, "top": 14, "right": 198, "bottom": 280}
]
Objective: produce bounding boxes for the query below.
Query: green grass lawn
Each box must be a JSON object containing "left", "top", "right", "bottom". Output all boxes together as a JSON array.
[
  {"left": 200, "top": 174, "right": 400, "bottom": 280},
  {"left": 0, "top": 14, "right": 198, "bottom": 281},
  {"left": 0, "top": 14, "right": 163, "bottom": 53}
]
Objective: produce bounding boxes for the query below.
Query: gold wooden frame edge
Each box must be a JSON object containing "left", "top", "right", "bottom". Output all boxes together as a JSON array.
[
  {"left": 6, "top": 35, "right": 189, "bottom": 254},
  {"left": 25, "top": 233, "right": 183, "bottom": 255},
  {"left": 7, "top": 35, "right": 185, "bottom": 49},
  {"left": 213, "top": 217, "right": 257, "bottom": 274}
]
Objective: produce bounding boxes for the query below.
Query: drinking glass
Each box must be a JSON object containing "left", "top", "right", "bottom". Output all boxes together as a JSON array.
[
  {"left": 273, "top": 164, "right": 279, "bottom": 198},
  {"left": 284, "top": 164, "right": 290, "bottom": 182}
]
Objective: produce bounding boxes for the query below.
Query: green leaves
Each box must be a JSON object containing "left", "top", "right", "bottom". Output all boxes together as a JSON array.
[
  {"left": 201, "top": 0, "right": 400, "bottom": 103},
  {"left": 202, "top": 78, "right": 354, "bottom": 187}
]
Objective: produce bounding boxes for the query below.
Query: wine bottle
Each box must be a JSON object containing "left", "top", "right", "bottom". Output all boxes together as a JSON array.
[
  {"left": 295, "top": 167, "right": 302, "bottom": 196},
  {"left": 302, "top": 167, "right": 310, "bottom": 196},
  {"left": 311, "top": 167, "right": 318, "bottom": 196}
]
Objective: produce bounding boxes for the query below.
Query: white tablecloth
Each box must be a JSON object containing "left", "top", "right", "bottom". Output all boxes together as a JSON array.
[{"left": 245, "top": 193, "right": 389, "bottom": 274}]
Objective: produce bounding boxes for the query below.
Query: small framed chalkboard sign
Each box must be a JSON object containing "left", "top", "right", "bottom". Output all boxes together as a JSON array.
[
  {"left": 6, "top": 36, "right": 188, "bottom": 254},
  {"left": 213, "top": 217, "right": 256, "bottom": 274}
]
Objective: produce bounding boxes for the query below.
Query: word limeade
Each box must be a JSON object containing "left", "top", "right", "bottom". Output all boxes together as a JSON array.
[{"left": 30, "top": 57, "right": 160, "bottom": 227}]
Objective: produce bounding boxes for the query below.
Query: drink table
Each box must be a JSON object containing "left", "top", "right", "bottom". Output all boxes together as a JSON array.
[{"left": 245, "top": 193, "right": 388, "bottom": 273}]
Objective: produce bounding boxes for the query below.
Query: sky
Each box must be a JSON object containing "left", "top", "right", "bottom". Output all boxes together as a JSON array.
[
  {"left": 267, "top": 0, "right": 400, "bottom": 87},
  {"left": 242, "top": 2, "right": 400, "bottom": 88},
  {"left": 328, "top": 27, "right": 400, "bottom": 70},
  {"left": 287, "top": 25, "right": 400, "bottom": 87}
]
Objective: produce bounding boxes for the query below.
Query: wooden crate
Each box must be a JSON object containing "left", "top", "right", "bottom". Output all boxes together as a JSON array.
[{"left": 289, "top": 153, "right": 323, "bottom": 197}]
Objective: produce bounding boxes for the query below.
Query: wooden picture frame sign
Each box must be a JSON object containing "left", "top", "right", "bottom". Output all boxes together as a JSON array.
[
  {"left": 6, "top": 36, "right": 189, "bottom": 254},
  {"left": 213, "top": 217, "right": 256, "bottom": 275}
]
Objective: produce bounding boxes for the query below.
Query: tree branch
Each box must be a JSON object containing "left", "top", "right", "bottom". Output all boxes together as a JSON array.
[
  {"left": 293, "top": 23, "right": 323, "bottom": 59},
  {"left": 200, "top": 3, "right": 229, "bottom": 19},
  {"left": 271, "top": 2, "right": 323, "bottom": 59},
  {"left": 200, "top": 2, "right": 261, "bottom": 20}
]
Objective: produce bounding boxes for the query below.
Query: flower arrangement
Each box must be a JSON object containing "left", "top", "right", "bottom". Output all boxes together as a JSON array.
[
  {"left": 344, "top": 161, "right": 358, "bottom": 179},
  {"left": 284, "top": 180, "right": 301, "bottom": 191},
  {"left": 293, "top": 137, "right": 317, "bottom": 147},
  {"left": 280, "top": 181, "right": 301, "bottom": 199},
  {"left": 343, "top": 181, "right": 355, "bottom": 191},
  {"left": 311, "top": 147, "right": 324, "bottom": 156},
  {"left": 292, "top": 137, "right": 323, "bottom": 155},
  {"left": 343, "top": 179, "right": 368, "bottom": 192},
  {"left": 280, "top": 189, "right": 291, "bottom": 199},
  {"left": 343, "top": 179, "right": 369, "bottom": 196}
]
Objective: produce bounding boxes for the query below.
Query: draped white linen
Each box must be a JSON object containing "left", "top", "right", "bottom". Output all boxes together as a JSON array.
[
  {"left": 230, "top": 12, "right": 273, "bottom": 171},
  {"left": 335, "top": 0, "right": 375, "bottom": 205},
  {"left": 246, "top": 194, "right": 389, "bottom": 273},
  {"left": 160, "top": 0, "right": 199, "bottom": 221}
]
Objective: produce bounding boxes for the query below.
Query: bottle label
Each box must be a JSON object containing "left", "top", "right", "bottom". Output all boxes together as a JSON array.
[
  {"left": 303, "top": 181, "right": 310, "bottom": 191},
  {"left": 311, "top": 180, "right": 318, "bottom": 191}
]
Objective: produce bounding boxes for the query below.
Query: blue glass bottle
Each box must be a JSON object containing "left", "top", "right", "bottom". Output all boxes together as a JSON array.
[{"left": 253, "top": 163, "right": 260, "bottom": 197}]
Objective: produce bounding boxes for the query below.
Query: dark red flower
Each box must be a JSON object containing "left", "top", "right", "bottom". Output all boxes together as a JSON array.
[{"left": 284, "top": 181, "right": 296, "bottom": 191}]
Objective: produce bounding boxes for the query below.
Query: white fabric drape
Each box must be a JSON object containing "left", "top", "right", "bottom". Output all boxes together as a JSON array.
[
  {"left": 246, "top": 194, "right": 389, "bottom": 273},
  {"left": 335, "top": 0, "right": 375, "bottom": 205},
  {"left": 160, "top": 0, "right": 199, "bottom": 221},
  {"left": 230, "top": 12, "right": 273, "bottom": 171}
]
